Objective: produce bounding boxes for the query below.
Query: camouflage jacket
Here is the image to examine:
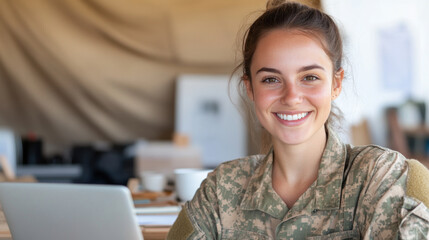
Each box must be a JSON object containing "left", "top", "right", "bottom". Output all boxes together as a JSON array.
[{"left": 182, "top": 129, "right": 429, "bottom": 239}]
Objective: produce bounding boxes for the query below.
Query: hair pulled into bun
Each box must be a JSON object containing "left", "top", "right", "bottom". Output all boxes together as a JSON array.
[
  {"left": 266, "top": 0, "right": 288, "bottom": 10},
  {"left": 266, "top": 0, "right": 321, "bottom": 10}
]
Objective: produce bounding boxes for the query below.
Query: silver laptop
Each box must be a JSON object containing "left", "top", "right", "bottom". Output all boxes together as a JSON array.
[{"left": 0, "top": 182, "right": 144, "bottom": 240}]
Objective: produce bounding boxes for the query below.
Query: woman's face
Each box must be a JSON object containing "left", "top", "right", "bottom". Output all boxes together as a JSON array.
[{"left": 246, "top": 29, "right": 343, "bottom": 146}]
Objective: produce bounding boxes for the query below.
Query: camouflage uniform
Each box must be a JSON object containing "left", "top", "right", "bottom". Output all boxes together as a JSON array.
[{"left": 182, "top": 129, "right": 429, "bottom": 239}]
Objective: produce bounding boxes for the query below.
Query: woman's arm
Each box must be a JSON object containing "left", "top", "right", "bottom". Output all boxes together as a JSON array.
[
  {"left": 357, "top": 151, "right": 408, "bottom": 239},
  {"left": 357, "top": 151, "right": 429, "bottom": 239},
  {"left": 398, "top": 159, "right": 429, "bottom": 239},
  {"left": 398, "top": 197, "right": 429, "bottom": 239}
]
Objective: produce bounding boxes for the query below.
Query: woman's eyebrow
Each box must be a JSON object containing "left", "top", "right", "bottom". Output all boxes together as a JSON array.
[
  {"left": 299, "top": 64, "right": 325, "bottom": 72},
  {"left": 256, "top": 64, "right": 325, "bottom": 75},
  {"left": 256, "top": 67, "right": 281, "bottom": 74}
]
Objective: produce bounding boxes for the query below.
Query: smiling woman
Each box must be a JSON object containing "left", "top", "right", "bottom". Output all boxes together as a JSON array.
[{"left": 167, "top": 1, "right": 429, "bottom": 239}]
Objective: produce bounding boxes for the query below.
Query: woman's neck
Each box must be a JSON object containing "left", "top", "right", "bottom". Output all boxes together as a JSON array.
[
  {"left": 272, "top": 126, "right": 327, "bottom": 186},
  {"left": 271, "top": 127, "right": 328, "bottom": 208}
]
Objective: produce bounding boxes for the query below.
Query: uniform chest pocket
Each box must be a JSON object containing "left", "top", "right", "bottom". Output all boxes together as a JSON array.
[
  {"left": 221, "top": 228, "right": 270, "bottom": 240},
  {"left": 306, "top": 229, "right": 360, "bottom": 240}
]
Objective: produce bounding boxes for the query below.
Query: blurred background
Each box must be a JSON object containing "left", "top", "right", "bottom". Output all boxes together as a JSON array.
[{"left": 0, "top": 0, "right": 428, "bottom": 184}]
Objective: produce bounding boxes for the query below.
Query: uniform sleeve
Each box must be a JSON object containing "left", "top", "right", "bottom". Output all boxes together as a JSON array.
[
  {"left": 172, "top": 170, "right": 221, "bottom": 240},
  {"left": 398, "top": 196, "right": 429, "bottom": 239},
  {"left": 357, "top": 151, "right": 409, "bottom": 239}
]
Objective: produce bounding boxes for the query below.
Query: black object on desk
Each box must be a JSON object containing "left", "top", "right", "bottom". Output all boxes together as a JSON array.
[{"left": 21, "top": 134, "right": 43, "bottom": 165}]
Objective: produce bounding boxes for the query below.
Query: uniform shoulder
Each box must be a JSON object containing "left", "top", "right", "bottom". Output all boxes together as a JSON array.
[
  {"left": 348, "top": 144, "right": 406, "bottom": 166},
  {"left": 348, "top": 144, "right": 396, "bottom": 157},
  {"left": 345, "top": 144, "right": 407, "bottom": 182}
]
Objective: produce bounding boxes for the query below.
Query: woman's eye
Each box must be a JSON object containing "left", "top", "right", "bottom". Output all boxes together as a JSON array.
[
  {"left": 303, "top": 75, "right": 319, "bottom": 81},
  {"left": 262, "top": 77, "right": 279, "bottom": 83}
]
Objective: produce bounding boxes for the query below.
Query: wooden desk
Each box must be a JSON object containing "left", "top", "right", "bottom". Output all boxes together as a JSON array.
[
  {"left": 142, "top": 226, "right": 171, "bottom": 240},
  {"left": 0, "top": 210, "right": 11, "bottom": 240},
  {"left": 133, "top": 191, "right": 176, "bottom": 239}
]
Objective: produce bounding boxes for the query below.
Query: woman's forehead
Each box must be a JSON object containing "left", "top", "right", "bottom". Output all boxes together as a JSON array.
[{"left": 251, "top": 29, "right": 333, "bottom": 73}]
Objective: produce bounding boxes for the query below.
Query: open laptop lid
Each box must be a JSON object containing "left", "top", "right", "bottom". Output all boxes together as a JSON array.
[{"left": 0, "top": 183, "right": 143, "bottom": 240}]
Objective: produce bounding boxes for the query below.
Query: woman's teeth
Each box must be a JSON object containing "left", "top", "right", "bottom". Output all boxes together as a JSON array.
[{"left": 276, "top": 112, "right": 308, "bottom": 121}]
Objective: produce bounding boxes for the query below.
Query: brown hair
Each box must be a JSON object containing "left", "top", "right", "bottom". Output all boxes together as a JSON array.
[{"left": 234, "top": 1, "right": 344, "bottom": 152}]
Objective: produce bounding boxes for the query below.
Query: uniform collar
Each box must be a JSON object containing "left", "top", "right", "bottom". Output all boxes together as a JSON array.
[
  {"left": 240, "top": 127, "right": 347, "bottom": 218},
  {"left": 240, "top": 148, "right": 288, "bottom": 219},
  {"left": 313, "top": 127, "right": 348, "bottom": 210}
]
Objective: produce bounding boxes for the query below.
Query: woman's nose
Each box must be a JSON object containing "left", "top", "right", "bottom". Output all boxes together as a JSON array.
[{"left": 280, "top": 84, "right": 302, "bottom": 106}]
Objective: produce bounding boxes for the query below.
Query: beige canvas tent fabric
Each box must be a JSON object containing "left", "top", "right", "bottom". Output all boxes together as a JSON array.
[
  {"left": 0, "top": 0, "right": 320, "bottom": 155},
  {"left": 0, "top": 0, "right": 268, "bottom": 154}
]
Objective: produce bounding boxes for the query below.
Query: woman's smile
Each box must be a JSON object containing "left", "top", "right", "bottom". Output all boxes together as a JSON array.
[{"left": 274, "top": 111, "right": 311, "bottom": 126}]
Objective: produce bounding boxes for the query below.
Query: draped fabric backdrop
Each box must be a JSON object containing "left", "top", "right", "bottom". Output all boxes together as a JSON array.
[{"left": 0, "top": 0, "right": 320, "bottom": 155}]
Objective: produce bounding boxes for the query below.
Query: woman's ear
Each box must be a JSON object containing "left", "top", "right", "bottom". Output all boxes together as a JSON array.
[
  {"left": 243, "top": 75, "right": 254, "bottom": 101},
  {"left": 331, "top": 68, "right": 344, "bottom": 100}
]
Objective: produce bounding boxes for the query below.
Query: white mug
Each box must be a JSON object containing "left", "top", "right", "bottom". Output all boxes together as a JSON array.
[
  {"left": 140, "top": 171, "right": 166, "bottom": 192},
  {"left": 174, "top": 168, "right": 212, "bottom": 202}
]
